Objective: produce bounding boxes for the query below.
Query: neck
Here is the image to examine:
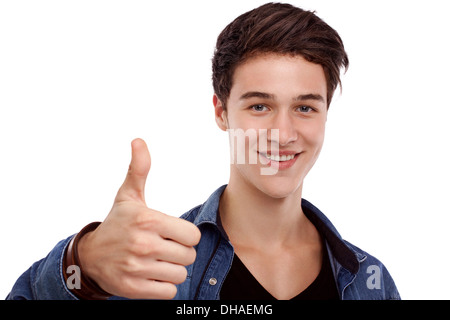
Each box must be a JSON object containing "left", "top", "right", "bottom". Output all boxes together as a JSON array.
[{"left": 220, "top": 171, "right": 310, "bottom": 250}]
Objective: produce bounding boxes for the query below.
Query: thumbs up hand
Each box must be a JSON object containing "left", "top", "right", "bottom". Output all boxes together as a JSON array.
[{"left": 77, "top": 139, "right": 201, "bottom": 299}]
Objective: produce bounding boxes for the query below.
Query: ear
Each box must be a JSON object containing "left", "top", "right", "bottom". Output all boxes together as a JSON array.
[{"left": 213, "top": 94, "right": 228, "bottom": 131}]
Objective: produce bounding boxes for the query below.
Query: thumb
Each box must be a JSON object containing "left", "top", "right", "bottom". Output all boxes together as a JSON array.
[{"left": 116, "top": 138, "right": 151, "bottom": 203}]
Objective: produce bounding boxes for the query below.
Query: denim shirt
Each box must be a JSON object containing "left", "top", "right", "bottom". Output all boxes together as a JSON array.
[{"left": 7, "top": 185, "right": 400, "bottom": 300}]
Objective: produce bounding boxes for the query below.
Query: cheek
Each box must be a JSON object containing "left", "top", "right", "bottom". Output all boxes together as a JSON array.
[
  {"left": 227, "top": 116, "right": 259, "bottom": 131},
  {"left": 302, "top": 121, "right": 326, "bottom": 154}
]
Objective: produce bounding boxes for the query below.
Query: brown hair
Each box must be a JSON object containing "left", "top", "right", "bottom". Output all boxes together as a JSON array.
[{"left": 212, "top": 2, "right": 349, "bottom": 109}]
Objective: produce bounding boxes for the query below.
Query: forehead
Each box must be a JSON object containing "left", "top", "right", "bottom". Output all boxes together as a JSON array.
[{"left": 230, "top": 53, "right": 327, "bottom": 99}]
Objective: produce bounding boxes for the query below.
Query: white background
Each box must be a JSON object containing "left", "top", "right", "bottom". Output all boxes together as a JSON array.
[{"left": 1, "top": 0, "right": 449, "bottom": 300}]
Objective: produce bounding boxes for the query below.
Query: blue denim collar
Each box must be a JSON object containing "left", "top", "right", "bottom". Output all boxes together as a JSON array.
[
  {"left": 301, "top": 199, "right": 364, "bottom": 274},
  {"left": 192, "top": 184, "right": 362, "bottom": 275}
]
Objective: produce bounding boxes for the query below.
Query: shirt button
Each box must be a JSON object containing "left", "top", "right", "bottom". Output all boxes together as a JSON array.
[{"left": 209, "top": 277, "right": 217, "bottom": 286}]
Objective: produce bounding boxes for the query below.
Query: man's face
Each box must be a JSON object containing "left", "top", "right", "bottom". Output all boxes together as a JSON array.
[{"left": 214, "top": 53, "right": 328, "bottom": 199}]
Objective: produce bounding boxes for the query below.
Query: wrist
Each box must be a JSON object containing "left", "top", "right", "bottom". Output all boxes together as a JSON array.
[{"left": 63, "top": 222, "right": 112, "bottom": 300}]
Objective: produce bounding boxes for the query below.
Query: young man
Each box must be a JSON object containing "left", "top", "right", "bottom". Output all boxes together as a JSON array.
[{"left": 7, "top": 3, "right": 400, "bottom": 300}]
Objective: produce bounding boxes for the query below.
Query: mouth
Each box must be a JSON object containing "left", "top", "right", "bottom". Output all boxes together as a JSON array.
[
  {"left": 260, "top": 153, "right": 296, "bottom": 162},
  {"left": 257, "top": 151, "right": 301, "bottom": 170}
]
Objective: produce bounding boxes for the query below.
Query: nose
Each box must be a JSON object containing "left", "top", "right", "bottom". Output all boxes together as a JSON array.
[{"left": 269, "top": 111, "right": 298, "bottom": 146}]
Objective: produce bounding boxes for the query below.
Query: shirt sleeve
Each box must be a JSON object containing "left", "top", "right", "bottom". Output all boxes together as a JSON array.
[{"left": 6, "top": 235, "right": 79, "bottom": 300}]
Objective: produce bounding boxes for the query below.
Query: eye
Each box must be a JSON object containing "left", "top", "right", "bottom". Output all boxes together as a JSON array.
[
  {"left": 250, "top": 104, "right": 269, "bottom": 112},
  {"left": 297, "top": 106, "right": 314, "bottom": 113}
]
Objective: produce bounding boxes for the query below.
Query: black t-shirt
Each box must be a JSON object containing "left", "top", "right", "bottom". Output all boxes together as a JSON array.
[{"left": 220, "top": 246, "right": 340, "bottom": 300}]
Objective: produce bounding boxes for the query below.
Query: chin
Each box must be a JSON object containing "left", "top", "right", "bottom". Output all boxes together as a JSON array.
[
  {"left": 255, "top": 176, "right": 303, "bottom": 199},
  {"left": 232, "top": 164, "right": 305, "bottom": 200}
]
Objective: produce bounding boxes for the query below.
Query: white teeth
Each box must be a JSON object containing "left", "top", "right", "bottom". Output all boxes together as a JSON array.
[{"left": 265, "top": 153, "right": 295, "bottom": 161}]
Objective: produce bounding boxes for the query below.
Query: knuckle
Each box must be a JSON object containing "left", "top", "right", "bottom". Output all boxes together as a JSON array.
[
  {"left": 120, "top": 256, "right": 142, "bottom": 275},
  {"left": 128, "top": 234, "right": 148, "bottom": 256},
  {"left": 135, "top": 209, "right": 161, "bottom": 231},
  {"left": 129, "top": 234, "right": 161, "bottom": 257},
  {"left": 147, "top": 244, "right": 163, "bottom": 257}
]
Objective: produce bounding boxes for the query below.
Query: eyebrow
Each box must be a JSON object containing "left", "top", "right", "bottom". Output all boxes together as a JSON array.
[
  {"left": 239, "top": 91, "right": 275, "bottom": 100},
  {"left": 239, "top": 91, "right": 325, "bottom": 103},
  {"left": 294, "top": 93, "right": 325, "bottom": 103}
]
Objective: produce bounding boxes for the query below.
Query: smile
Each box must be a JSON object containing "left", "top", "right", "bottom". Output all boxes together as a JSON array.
[{"left": 260, "top": 153, "right": 296, "bottom": 162}]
